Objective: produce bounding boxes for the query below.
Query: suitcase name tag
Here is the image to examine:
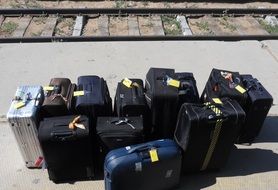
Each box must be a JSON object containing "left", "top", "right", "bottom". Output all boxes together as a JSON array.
[
  {"left": 73, "top": 91, "right": 85, "bottom": 97},
  {"left": 43, "top": 86, "right": 54, "bottom": 91},
  {"left": 166, "top": 76, "right": 180, "bottom": 88},
  {"left": 149, "top": 149, "right": 159, "bottom": 162},
  {"left": 235, "top": 85, "right": 247, "bottom": 94},
  {"left": 212, "top": 98, "right": 223, "bottom": 104},
  {"left": 14, "top": 101, "right": 26, "bottom": 109},
  {"left": 122, "top": 78, "right": 133, "bottom": 88}
]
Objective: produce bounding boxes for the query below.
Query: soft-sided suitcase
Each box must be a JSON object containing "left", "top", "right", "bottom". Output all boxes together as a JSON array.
[
  {"left": 38, "top": 115, "right": 93, "bottom": 183},
  {"left": 97, "top": 116, "right": 144, "bottom": 154},
  {"left": 174, "top": 98, "right": 245, "bottom": 172},
  {"left": 175, "top": 72, "right": 200, "bottom": 107},
  {"left": 201, "top": 68, "right": 248, "bottom": 106},
  {"left": 145, "top": 68, "right": 179, "bottom": 139},
  {"left": 75, "top": 75, "right": 112, "bottom": 122},
  {"left": 7, "top": 86, "right": 44, "bottom": 168},
  {"left": 114, "top": 78, "right": 150, "bottom": 135},
  {"left": 41, "top": 78, "right": 75, "bottom": 117},
  {"left": 104, "top": 139, "right": 182, "bottom": 190},
  {"left": 236, "top": 75, "right": 273, "bottom": 144}
]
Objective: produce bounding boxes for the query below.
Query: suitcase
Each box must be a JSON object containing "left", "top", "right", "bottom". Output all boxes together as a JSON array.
[
  {"left": 201, "top": 68, "right": 248, "bottom": 107},
  {"left": 114, "top": 78, "right": 150, "bottom": 136},
  {"left": 75, "top": 75, "right": 112, "bottom": 122},
  {"left": 236, "top": 75, "right": 273, "bottom": 144},
  {"left": 104, "top": 139, "right": 182, "bottom": 190},
  {"left": 175, "top": 72, "right": 200, "bottom": 107},
  {"left": 97, "top": 116, "right": 145, "bottom": 154},
  {"left": 41, "top": 78, "right": 75, "bottom": 117},
  {"left": 7, "top": 85, "right": 44, "bottom": 168},
  {"left": 145, "top": 68, "right": 179, "bottom": 139},
  {"left": 38, "top": 115, "right": 93, "bottom": 183},
  {"left": 174, "top": 98, "right": 245, "bottom": 172}
]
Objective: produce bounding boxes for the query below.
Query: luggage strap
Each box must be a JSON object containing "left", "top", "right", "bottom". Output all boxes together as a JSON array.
[
  {"left": 51, "top": 94, "right": 68, "bottom": 102},
  {"left": 111, "top": 118, "right": 135, "bottom": 129},
  {"left": 201, "top": 104, "right": 223, "bottom": 171}
]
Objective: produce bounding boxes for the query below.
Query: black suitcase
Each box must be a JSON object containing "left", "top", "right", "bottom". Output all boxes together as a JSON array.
[
  {"left": 114, "top": 78, "right": 150, "bottom": 135},
  {"left": 41, "top": 78, "right": 75, "bottom": 117},
  {"left": 96, "top": 116, "right": 144, "bottom": 155},
  {"left": 174, "top": 98, "right": 245, "bottom": 172},
  {"left": 104, "top": 139, "right": 182, "bottom": 190},
  {"left": 145, "top": 68, "right": 179, "bottom": 139},
  {"left": 75, "top": 75, "right": 112, "bottom": 123},
  {"left": 175, "top": 72, "right": 200, "bottom": 107},
  {"left": 236, "top": 75, "right": 273, "bottom": 144},
  {"left": 201, "top": 68, "right": 248, "bottom": 107},
  {"left": 38, "top": 115, "right": 93, "bottom": 183}
]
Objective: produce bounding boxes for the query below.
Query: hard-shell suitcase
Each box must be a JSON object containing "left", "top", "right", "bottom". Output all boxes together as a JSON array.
[
  {"left": 174, "top": 98, "right": 245, "bottom": 172},
  {"left": 236, "top": 75, "right": 273, "bottom": 144},
  {"left": 175, "top": 72, "right": 200, "bottom": 107},
  {"left": 114, "top": 78, "right": 150, "bottom": 135},
  {"left": 75, "top": 75, "right": 112, "bottom": 122},
  {"left": 201, "top": 68, "right": 248, "bottom": 106},
  {"left": 38, "top": 115, "right": 93, "bottom": 183},
  {"left": 104, "top": 139, "right": 182, "bottom": 190},
  {"left": 97, "top": 116, "right": 144, "bottom": 154},
  {"left": 145, "top": 68, "right": 179, "bottom": 139},
  {"left": 7, "top": 85, "right": 44, "bottom": 168},
  {"left": 41, "top": 78, "right": 75, "bottom": 117}
]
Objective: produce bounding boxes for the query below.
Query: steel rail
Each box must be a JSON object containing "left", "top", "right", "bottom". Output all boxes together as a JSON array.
[
  {"left": 0, "top": 8, "right": 278, "bottom": 16},
  {"left": 1, "top": 35, "right": 278, "bottom": 43}
]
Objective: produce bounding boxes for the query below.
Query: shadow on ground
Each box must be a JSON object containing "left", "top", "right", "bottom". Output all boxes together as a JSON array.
[{"left": 177, "top": 116, "right": 278, "bottom": 190}]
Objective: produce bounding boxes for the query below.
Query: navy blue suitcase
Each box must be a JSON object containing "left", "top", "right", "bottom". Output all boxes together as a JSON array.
[{"left": 104, "top": 139, "right": 182, "bottom": 190}]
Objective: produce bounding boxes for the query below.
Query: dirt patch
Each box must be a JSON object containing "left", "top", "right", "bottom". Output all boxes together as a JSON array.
[
  {"left": 109, "top": 16, "right": 128, "bottom": 36},
  {"left": 188, "top": 17, "right": 214, "bottom": 35},
  {"left": 83, "top": 17, "right": 99, "bottom": 36},
  {"left": 138, "top": 16, "right": 153, "bottom": 36},
  {"left": 0, "top": 17, "right": 20, "bottom": 37},
  {"left": 24, "top": 17, "right": 47, "bottom": 37},
  {"left": 161, "top": 15, "right": 182, "bottom": 36},
  {"left": 54, "top": 17, "right": 75, "bottom": 36}
]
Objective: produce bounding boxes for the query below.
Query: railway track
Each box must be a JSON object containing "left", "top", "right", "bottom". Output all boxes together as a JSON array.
[{"left": 0, "top": 8, "right": 278, "bottom": 43}]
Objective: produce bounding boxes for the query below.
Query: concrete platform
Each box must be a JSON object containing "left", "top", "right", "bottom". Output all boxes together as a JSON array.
[{"left": 0, "top": 41, "right": 277, "bottom": 190}]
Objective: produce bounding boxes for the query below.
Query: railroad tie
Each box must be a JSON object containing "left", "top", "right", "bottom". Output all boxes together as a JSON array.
[
  {"left": 98, "top": 15, "right": 109, "bottom": 36},
  {"left": 176, "top": 15, "right": 192, "bottom": 36},
  {"left": 128, "top": 16, "right": 140, "bottom": 36},
  {"left": 151, "top": 16, "right": 165, "bottom": 36},
  {"left": 12, "top": 17, "right": 31, "bottom": 37},
  {"left": 72, "top": 16, "right": 85, "bottom": 36},
  {"left": 41, "top": 17, "right": 57, "bottom": 37}
]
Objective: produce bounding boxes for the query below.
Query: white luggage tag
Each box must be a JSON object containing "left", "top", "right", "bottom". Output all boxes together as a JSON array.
[
  {"left": 166, "top": 76, "right": 180, "bottom": 88},
  {"left": 73, "top": 91, "right": 85, "bottom": 97},
  {"left": 43, "top": 86, "right": 54, "bottom": 91},
  {"left": 122, "top": 78, "right": 133, "bottom": 88}
]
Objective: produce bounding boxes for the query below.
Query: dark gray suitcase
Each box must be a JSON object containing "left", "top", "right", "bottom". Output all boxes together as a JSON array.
[{"left": 104, "top": 139, "right": 182, "bottom": 190}]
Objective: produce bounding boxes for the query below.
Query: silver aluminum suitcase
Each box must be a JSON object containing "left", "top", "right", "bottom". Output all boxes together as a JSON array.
[{"left": 7, "top": 86, "right": 44, "bottom": 168}]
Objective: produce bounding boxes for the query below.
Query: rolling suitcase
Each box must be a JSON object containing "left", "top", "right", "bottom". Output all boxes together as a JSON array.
[
  {"left": 104, "top": 139, "right": 182, "bottom": 190},
  {"left": 201, "top": 68, "right": 248, "bottom": 107},
  {"left": 145, "top": 68, "right": 179, "bottom": 139},
  {"left": 97, "top": 116, "right": 144, "bottom": 154},
  {"left": 174, "top": 98, "right": 245, "bottom": 172},
  {"left": 75, "top": 75, "right": 112, "bottom": 123},
  {"left": 175, "top": 72, "right": 200, "bottom": 107},
  {"left": 236, "top": 75, "right": 273, "bottom": 144},
  {"left": 114, "top": 78, "right": 150, "bottom": 135},
  {"left": 38, "top": 115, "right": 93, "bottom": 183},
  {"left": 7, "top": 85, "right": 44, "bottom": 168},
  {"left": 41, "top": 78, "right": 75, "bottom": 117}
]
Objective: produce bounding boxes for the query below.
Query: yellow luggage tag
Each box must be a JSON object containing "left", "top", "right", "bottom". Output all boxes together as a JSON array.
[
  {"left": 235, "top": 85, "right": 247, "bottom": 94},
  {"left": 167, "top": 79, "right": 180, "bottom": 88},
  {"left": 212, "top": 98, "right": 223, "bottom": 104},
  {"left": 149, "top": 149, "right": 159, "bottom": 162},
  {"left": 43, "top": 86, "right": 54, "bottom": 91},
  {"left": 73, "top": 91, "right": 85, "bottom": 97},
  {"left": 122, "top": 78, "right": 133, "bottom": 88},
  {"left": 14, "top": 101, "right": 26, "bottom": 109}
]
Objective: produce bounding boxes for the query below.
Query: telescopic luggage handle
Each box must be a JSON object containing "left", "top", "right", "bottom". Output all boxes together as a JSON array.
[{"left": 128, "top": 143, "right": 159, "bottom": 154}]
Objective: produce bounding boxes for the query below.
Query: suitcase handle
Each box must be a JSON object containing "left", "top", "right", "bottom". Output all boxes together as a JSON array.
[
  {"left": 128, "top": 144, "right": 158, "bottom": 154},
  {"left": 51, "top": 131, "right": 76, "bottom": 140}
]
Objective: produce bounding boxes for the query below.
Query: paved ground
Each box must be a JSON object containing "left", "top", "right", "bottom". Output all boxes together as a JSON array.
[{"left": 0, "top": 41, "right": 277, "bottom": 190}]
